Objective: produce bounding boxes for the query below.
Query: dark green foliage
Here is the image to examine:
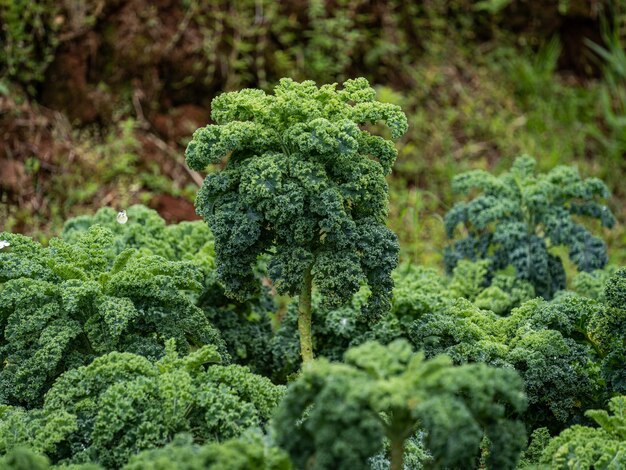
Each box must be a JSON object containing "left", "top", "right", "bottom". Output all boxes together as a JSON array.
[
  {"left": 504, "top": 298, "right": 603, "bottom": 428},
  {"left": 517, "top": 427, "right": 551, "bottom": 469},
  {"left": 269, "top": 288, "right": 375, "bottom": 382},
  {"left": 444, "top": 155, "right": 615, "bottom": 299},
  {"left": 369, "top": 434, "right": 431, "bottom": 470},
  {"left": 123, "top": 432, "right": 291, "bottom": 470},
  {"left": 419, "top": 293, "right": 607, "bottom": 430},
  {"left": 588, "top": 268, "right": 626, "bottom": 394},
  {"left": 186, "top": 78, "right": 407, "bottom": 320},
  {"left": 269, "top": 262, "right": 534, "bottom": 381},
  {"left": 606, "top": 267, "right": 626, "bottom": 309},
  {"left": 61, "top": 205, "right": 276, "bottom": 375},
  {"left": 539, "top": 395, "right": 626, "bottom": 468},
  {"left": 272, "top": 262, "right": 621, "bottom": 430},
  {"left": 0, "top": 341, "right": 283, "bottom": 468},
  {"left": 0, "top": 447, "right": 51, "bottom": 470},
  {"left": 201, "top": 286, "right": 275, "bottom": 377},
  {"left": 0, "top": 226, "right": 226, "bottom": 408},
  {"left": 61, "top": 205, "right": 216, "bottom": 277},
  {"left": 273, "top": 340, "right": 527, "bottom": 470},
  {"left": 0, "top": 447, "right": 103, "bottom": 470}
]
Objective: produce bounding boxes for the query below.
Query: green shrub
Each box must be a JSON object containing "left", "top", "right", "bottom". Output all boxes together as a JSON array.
[
  {"left": 0, "top": 341, "right": 283, "bottom": 468},
  {"left": 273, "top": 340, "right": 527, "bottom": 470},
  {"left": 186, "top": 77, "right": 407, "bottom": 363},
  {"left": 271, "top": 262, "right": 624, "bottom": 430},
  {"left": 0, "top": 225, "right": 226, "bottom": 407},
  {"left": 444, "top": 156, "right": 615, "bottom": 299},
  {"left": 123, "top": 432, "right": 291, "bottom": 470},
  {"left": 61, "top": 204, "right": 276, "bottom": 375},
  {"left": 270, "top": 261, "right": 534, "bottom": 380},
  {"left": 539, "top": 395, "right": 626, "bottom": 469}
]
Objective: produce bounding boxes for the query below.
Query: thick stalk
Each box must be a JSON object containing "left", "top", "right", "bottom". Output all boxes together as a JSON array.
[
  {"left": 298, "top": 267, "right": 314, "bottom": 363},
  {"left": 389, "top": 436, "right": 405, "bottom": 470}
]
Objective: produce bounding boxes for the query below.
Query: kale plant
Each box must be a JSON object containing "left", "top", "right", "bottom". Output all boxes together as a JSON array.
[
  {"left": 273, "top": 340, "right": 527, "bottom": 470},
  {"left": 62, "top": 205, "right": 276, "bottom": 375},
  {"left": 61, "top": 205, "right": 216, "bottom": 277},
  {"left": 587, "top": 267, "right": 626, "bottom": 393},
  {"left": 0, "top": 226, "right": 226, "bottom": 407},
  {"left": 124, "top": 432, "right": 291, "bottom": 470},
  {"left": 444, "top": 156, "right": 615, "bottom": 298},
  {"left": 0, "top": 340, "right": 283, "bottom": 468},
  {"left": 539, "top": 395, "right": 626, "bottom": 468},
  {"left": 185, "top": 78, "right": 408, "bottom": 362},
  {"left": 269, "top": 261, "right": 534, "bottom": 380}
]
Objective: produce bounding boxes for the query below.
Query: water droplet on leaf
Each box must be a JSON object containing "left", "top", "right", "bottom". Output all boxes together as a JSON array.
[{"left": 117, "top": 210, "right": 128, "bottom": 224}]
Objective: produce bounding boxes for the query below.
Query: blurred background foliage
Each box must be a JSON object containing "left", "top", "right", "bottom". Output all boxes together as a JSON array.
[{"left": 1, "top": 0, "right": 625, "bottom": 269}]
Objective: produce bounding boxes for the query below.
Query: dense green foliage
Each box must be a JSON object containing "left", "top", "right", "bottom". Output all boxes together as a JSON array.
[
  {"left": 61, "top": 204, "right": 276, "bottom": 376},
  {"left": 538, "top": 395, "right": 626, "bottom": 468},
  {"left": 444, "top": 155, "right": 615, "bottom": 298},
  {"left": 271, "top": 261, "right": 626, "bottom": 431},
  {"left": 0, "top": 432, "right": 291, "bottom": 470},
  {"left": 274, "top": 340, "right": 527, "bottom": 470},
  {"left": 2, "top": 197, "right": 625, "bottom": 467},
  {"left": 0, "top": 340, "right": 283, "bottom": 468},
  {"left": 187, "top": 78, "right": 407, "bottom": 319},
  {"left": 123, "top": 432, "right": 291, "bottom": 470},
  {"left": 0, "top": 225, "right": 226, "bottom": 408},
  {"left": 2, "top": 47, "right": 626, "bottom": 468}
]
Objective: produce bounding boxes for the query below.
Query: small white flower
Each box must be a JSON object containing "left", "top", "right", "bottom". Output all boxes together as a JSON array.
[
  {"left": 0, "top": 240, "right": 10, "bottom": 249},
  {"left": 116, "top": 210, "right": 128, "bottom": 224}
]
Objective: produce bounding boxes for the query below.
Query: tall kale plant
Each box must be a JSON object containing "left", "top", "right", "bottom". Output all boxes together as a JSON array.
[{"left": 186, "top": 78, "right": 407, "bottom": 362}]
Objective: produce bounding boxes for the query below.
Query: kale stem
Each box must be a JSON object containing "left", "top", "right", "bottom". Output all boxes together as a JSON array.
[
  {"left": 298, "top": 267, "right": 314, "bottom": 363},
  {"left": 389, "top": 435, "right": 405, "bottom": 470}
]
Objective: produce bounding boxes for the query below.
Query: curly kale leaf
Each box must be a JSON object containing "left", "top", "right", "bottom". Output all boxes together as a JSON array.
[
  {"left": 61, "top": 205, "right": 216, "bottom": 277},
  {"left": 273, "top": 340, "right": 527, "bottom": 470},
  {"left": 186, "top": 78, "right": 406, "bottom": 321},
  {"left": 122, "top": 432, "right": 292, "bottom": 470},
  {"left": 61, "top": 204, "right": 278, "bottom": 375},
  {"left": 200, "top": 283, "right": 275, "bottom": 377},
  {"left": 444, "top": 155, "right": 614, "bottom": 299},
  {"left": 539, "top": 395, "right": 626, "bottom": 468},
  {"left": 0, "top": 447, "right": 53, "bottom": 470},
  {"left": 572, "top": 268, "right": 615, "bottom": 301},
  {"left": 0, "top": 341, "right": 283, "bottom": 468},
  {"left": 0, "top": 226, "right": 226, "bottom": 407},
  {"left": 587, "top": 268, "right": 626, "bottom": 394}
]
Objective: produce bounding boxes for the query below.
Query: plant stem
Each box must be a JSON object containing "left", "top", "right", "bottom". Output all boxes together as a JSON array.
[
  {"left": 390, "top": 436, "right": 404, "bottom": 470},
  {"left": 298, "top": 267, "right": 313, "bottom": 363}
]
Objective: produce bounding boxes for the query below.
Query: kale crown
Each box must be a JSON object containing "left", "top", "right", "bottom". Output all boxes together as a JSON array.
[
  {"left": 0, "top": 225, "right": 226, "bottom": 407},
  {"left": 444, "top": 155, "right": 615, "bottom": 298},
  {"left": 186, "top": 78, "right": 408, "bottom": 319},
  {"left": 273, "top": 340, "right": 527, "bottom": 470}
]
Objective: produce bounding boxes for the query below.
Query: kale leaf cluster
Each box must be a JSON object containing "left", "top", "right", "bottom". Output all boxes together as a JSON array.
[
  {"left": 186, "top": 78, "right": 407, "bottom": 320},
  {"left": 0, "top": 225, "right": 226, "bottom": 407},
  {"left": 445, "top": 155, "right": 615, "bottom": 298}
]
